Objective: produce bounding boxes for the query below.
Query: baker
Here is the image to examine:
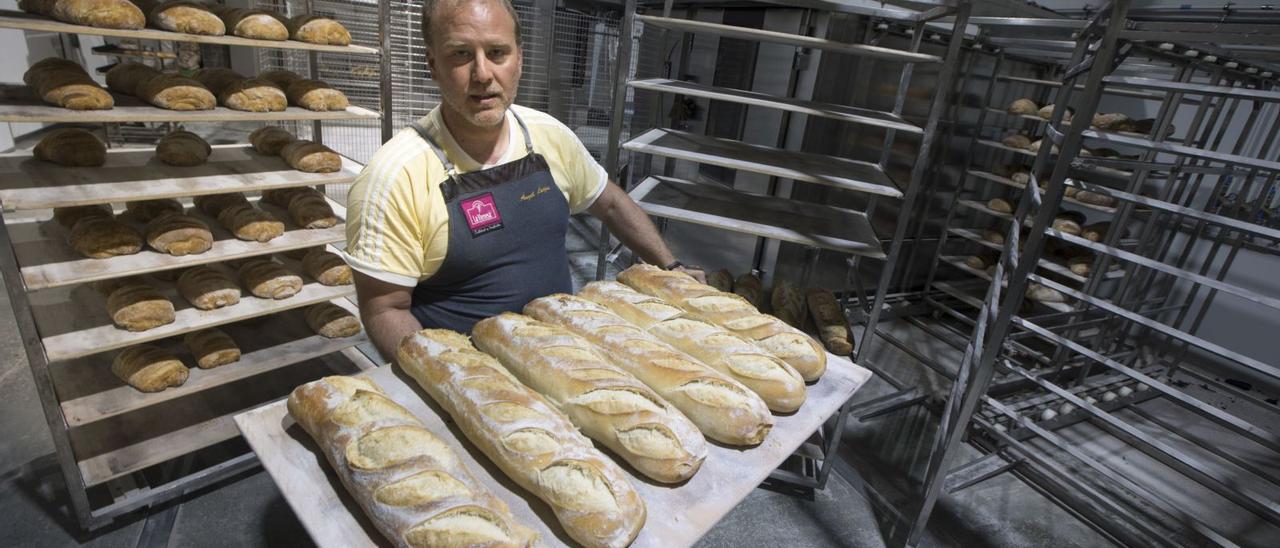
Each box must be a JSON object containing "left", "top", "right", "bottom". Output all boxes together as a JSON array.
[{"left": 344, "top": 0, "right": 701, "bottom": 358}]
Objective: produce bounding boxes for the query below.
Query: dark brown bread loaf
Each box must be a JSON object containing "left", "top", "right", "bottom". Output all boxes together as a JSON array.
[
  {"left": 112, "top": 345, "right": 187, "bottom": 392},
  {"left": 183, "top": 328, "right": 240, "bottom": 369},
  {"left": 69, "top": 216, "right": 143, "bottom": 258},
  {"left": 106, "top": 283, "right": 175, "bottom": 331},
  {"left": 177, "top": 266, "right": 240, "bottom": 310},
  {"left": 34, "top": 128, "right": 106, "bottom": 166},
  {"left": 23, "top": 57, "right": 114, "bottom": 110},
  {"left": 23, "top": 0, "right": 145, "bottom": 29},
  {"left": 249, "top": 126, "right": 296, "bottom": 155},
  {"left": 145, "top": 213, "right": 213, "bottom": 256},
  {"left": 286, "top": 14, "right": 351, "bottom": 45},
  {"left": 156, "top": 130, "right": 212, "bottom": 166}
]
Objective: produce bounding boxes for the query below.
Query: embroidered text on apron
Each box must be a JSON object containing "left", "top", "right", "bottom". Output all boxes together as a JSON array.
[{"left": 407, "top": 111, "right": 572, "bottom": 332}]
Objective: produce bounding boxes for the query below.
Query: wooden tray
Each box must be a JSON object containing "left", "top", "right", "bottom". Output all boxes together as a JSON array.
[{"left": 236, "top": 354, "right": 872, "bottom": 547}]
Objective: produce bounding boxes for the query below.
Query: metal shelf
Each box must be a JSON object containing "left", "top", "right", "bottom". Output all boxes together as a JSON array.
[
  {"left": 945, "top": 227, "right": 1093, "bottom": 283},
  {"left": 967, "top": 169, "right": 1119, "bottom": 214},
  {"left": 1064, "top": 179, "right": 1280, "bottom": 244},
  {"left": 623, "top": 128, "right": 902, "bottom": 198},
  {"left": 630, "top": 175, "right": 885, "bottom": 258},
  {"left": 629, "top": 78, "right": 923, "bottom": 134},
  {"left": 957, "top": 198, "right": 1137, "bottom": 252},
  {"left": 940, "top": 255, "right": 1072, "bottom": 312},
  {"left": 0, "top": 85, "right": 379, "bottom": 124},
  {"left": 0, "top": 9, "right": 380, "bottom": 55},
  {"left": 1082, "top": 128, "right": 1280, "bottom": 173},
  {"left": 0, "top": 145, "right": 359, "bottom": 211},
  {"left": 1102, "top": 76, "right": 1280, "bottom": 102},
  {"left": 637, "top": 14, "right": 942, "bottom": 64}
]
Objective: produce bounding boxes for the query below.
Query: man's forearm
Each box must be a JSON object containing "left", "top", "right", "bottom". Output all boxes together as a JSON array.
[
  {"left": 597, "top": 188, "right": 676, "bottom": 266},
  {"left": 362, "top": 307, "right": 423, "bottom": 364}
]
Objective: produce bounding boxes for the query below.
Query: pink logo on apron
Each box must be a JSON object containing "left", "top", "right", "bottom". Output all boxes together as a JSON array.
[{"left": 461, "top": 193, "right": 504, "bottom": 236}]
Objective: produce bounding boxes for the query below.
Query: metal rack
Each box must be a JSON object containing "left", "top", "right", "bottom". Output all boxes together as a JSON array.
[
  {"left": 886, "top": 2, "right": 1280, "bottom": 545},
  {"left": 0, "top": 3, "right": 391, "bottom": 531},
  {"left": 597, "top": 0, "right": 973, "bottom": 493}
]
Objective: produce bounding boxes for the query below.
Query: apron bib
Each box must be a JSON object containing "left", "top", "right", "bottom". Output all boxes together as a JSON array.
[{"left": 407, "top": 111, "right": 572, "bottom": 333}]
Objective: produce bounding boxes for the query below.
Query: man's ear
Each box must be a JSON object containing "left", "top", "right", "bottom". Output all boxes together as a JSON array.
[{"left": 425, "top": 48, "right": 437, "bottom": 77}]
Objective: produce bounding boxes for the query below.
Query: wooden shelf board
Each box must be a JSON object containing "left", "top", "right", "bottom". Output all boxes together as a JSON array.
[
  {"left": 0, "top": 84, "right": 380, "bottom": 123},
  {"left": 58, "top": 298, "right": 365, "bottom": 427},
  {"left": 624, "top": 128, "right": 902, "bottom": 198},
  {"left": 631, "top": 175, "right": 885, "bottom": 258},
  {"left": 0, "top": 9, "right": 379, "bottom": 55},
  {"left": 0, "top": 144, "right": 360, "bottom": 212}
]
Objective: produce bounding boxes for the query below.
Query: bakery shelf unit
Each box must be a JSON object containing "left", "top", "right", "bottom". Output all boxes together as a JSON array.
[
  {"left": 888, "top": 2, "right": 1280, "bottom": 545},
  {"left": 597, "top": 0, "right": 972, "bottom": 494},
  {"left": 0, "top": 3, "right": 393, "bottom": 531}
]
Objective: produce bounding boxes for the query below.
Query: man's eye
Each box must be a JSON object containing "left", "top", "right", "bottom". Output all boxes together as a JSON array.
[{"left": 489, "top": 49, "right": 507, "bottom": 59}]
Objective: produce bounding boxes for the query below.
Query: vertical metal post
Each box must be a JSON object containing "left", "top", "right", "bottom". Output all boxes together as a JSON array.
[
  {"left": 595, "top": 0, "right": 638, "bottom": 280},
  {"left": 536, "top": 0, "right": 563, "bottom": 120},
  {"left": 379, "top": 0, "right": 394, "bottom": 142}
]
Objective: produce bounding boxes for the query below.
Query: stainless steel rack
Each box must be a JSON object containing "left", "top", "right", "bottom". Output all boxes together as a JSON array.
[{"left": 0, "top": 1, "right": 393, "bottom": 531}]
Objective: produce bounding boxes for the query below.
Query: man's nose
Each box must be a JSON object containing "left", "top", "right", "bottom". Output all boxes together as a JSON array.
[{"left": 472, "top": 53, "right": 494, "bottom": 83}]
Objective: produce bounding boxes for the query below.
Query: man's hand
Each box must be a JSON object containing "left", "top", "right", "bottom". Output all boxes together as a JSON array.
[{"left": 675, "top": 265, "right": 706, "bottom": 284}]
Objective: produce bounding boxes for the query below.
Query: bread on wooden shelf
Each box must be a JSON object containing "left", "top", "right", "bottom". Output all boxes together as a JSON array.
[
  {"left": 1007, "top": 98, "right": 1038, "bottom": 116},
  {"left": 525, "top": 293, "right": 774, "bottom": 446},
  {"left": 112, "top": 345, "right": 187, "bottom": 392},
  {"left": 145, "top": 213, "right": 213, "bottom": 256},
  {"left": 732, "top": 272, "right": 762, "bottom": 307},
  {"left": 69, "top": 216, "right": 143, "bottom": 258},
  {"left": 209, "top": 5, "right": 287, "bottom": 40},
  {"left": 105, "top": 61, "right": 159, "bottom": 96},
  {"left": 177, "top": 265, "right": 240, "bottom": 310},
  {"left": 238, "top": 258, "right": 302, "bottom": 299},
  {"left": 261, "top": 186, "right": 318, "bottom": 208},
  {"left": 106, "top": 283, "right": 175, "bottom": 331},
  {"left": 285, "top": 79, "right": 349, "bottom": 111},
  {"left": 257, "top": 68, "right": 301, "bottom": 89},
  {"left": 806, "top": 288, "right": 853, "bottom": 356},
  {"left": 124, "top": 198, "right": 183, "bottom": 223},
  {"left": 23, "top": 57, "right": 114, "bottom": 110},
  {"left": 288, "top": 191, "right": 339, "bottom": 229},
  {"left": 192, "top": 67, "right": 241, "bottom": 95},
  {"left": 707, "top": 268, "right": 732, "bottom": 292},
  {"left": 301, "top": 249, "right": 352, "bottom": 286},
  {"left": 53, "top": 204, "right": 112, "bottom": 230},
  {"left": 472, "top": 312, "right": 709, "bottom": 483},
  {"left": 248, "top": 126, "right": 296, "bottom": 155},
  {"left": 184, "top": 328, "right": 240, "bottom": 369},
  {"left": 33, "top": 128, "right": 106, "bottom": 166},
  {"left": 193, "top": 192, "right": 250, "bottom": 217},
  {"left": 619, "top": 264, "right": 828, "bottom": 382},
  {"left": 286, "top": 375, "right": 539, "bottom": 548},
  {"left": 221, "top": 77, "right": 287, "bottom": 112},
  {"left": 155, "top": 129, "right": 211, "bottom": 166},
  {"left": 137, "top": 73, "right": 216, "bottom": 110},
  {"left": 397, "top": 329, "right": 647, "bottom": 548},
  {"left": 286, "top": 14, "right": 351, "bottom": 45},
  {"left": 578, "top": 281, "right": 806, "bottom": 414},
  {"left": 987, "top": 197, "right": 1013, "bottom": 214},
  {"left": 964, "top": 253, "right": 998, "bottom": 270},
  {"left": 135, "top": 0, "right": 225, "bottom": 35},
  {"left": 1002, "top": 133, "right": 1033, "bottom": 150},
  {"left": 217, "top": 203, "right": 284, "bottom": 242},
  {"left": 304, "top": 302, "right": 361, "bottom": 338},
  {"left": 21, "top": 0, "right": 145, "bottom": 30},
  {"left": 770, "top": 280, "right": 806, "bottom": 329},
  {"left": 280, "top": 139, "right": 341, "bottom": 173},
  {"left": 1082, "top": 222, "right": 1111, "bottom": 242}
]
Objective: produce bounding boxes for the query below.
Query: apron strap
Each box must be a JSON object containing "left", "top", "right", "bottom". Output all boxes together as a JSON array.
[
  {"left": 510, "top": 109, "right": 535, "bottom": 155},
  {"left": 410, "top": 110, "right": 535, "bottom": 202}
]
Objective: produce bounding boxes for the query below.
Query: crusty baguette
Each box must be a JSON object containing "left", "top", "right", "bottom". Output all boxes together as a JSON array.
[
  {"left": 805, "top": 288, "right": 853, "bottom": 356},
  {"left": 397, "top": 330, "right": 646, "bottom": 548},
  {"left": 579, "top": 281, "right": 806, "bottom": 413},
  {"left": 618, "top": 264, "right": 828, "bottom": 382},
  {"left": 472, "top": 312, "right": 708, "bottom": 483},
  {"left": 287, "top": 375, "right": 539, "bottom": 548},
  {"left": 524, "top": 293, "right": 773, "bottom": 445}
]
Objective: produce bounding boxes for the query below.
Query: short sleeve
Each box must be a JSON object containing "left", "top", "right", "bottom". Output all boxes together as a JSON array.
[
  {"left": 343, "top": 163, "right": 425, "bottom": 288},
  {"left": 548, "top": 126, "right": 608, "bottom": 214}
]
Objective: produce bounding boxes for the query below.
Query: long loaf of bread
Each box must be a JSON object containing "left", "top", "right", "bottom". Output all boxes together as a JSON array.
[
  {"left": 524, "top": 293, "right": 773, "bottom": 446},
  {"left": 287, "top": 375, "right": 538, "bottom": 548},
  {"left": 619, "top": 264, "right": 827, "bottom": 382},
  {"left": 472, "top": 312, "right": 707, "bottom": 483},
  {"left": 397, "top": 329, "right": 646, "bottom": 548},
  {"left": 579, "top": 281, "right": 806, "bottom": 413}
]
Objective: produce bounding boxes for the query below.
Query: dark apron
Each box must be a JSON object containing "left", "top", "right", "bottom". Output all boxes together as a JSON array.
[{"left": 407, "top": 111, "right": 572, "bottom": 333}]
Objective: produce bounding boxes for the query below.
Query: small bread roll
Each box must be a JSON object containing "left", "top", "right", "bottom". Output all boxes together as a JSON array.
[
  {"left": 106, "top": 283, "right": 175, "bottom": 331},
  {"left": 23, "top": 57, "right": 115, "bottom": 110},
  {"left": 34, "top": 128, "right": 106, "bottom": 167},
  {"left": 239, "top": 259, "right": 303, "bottom": 299},
  {"left": 183, "top": 328, "right": 240, "bottom": 369},
  {"left": 1007, "top": 98, "right": 1038, "bottom": 115},
  {"left": 285, "top": 79, "right": 349, "bottom": 111},
  {"left": 138, "top": 74, "right": 216, "bottom": 110},
  {"left": 1002, "top": 134, "right": 1032, "bottom": 149},
  {"left": 54, "top": 204, "right": 113, "bottom": 229},
  {"left": 707, "top": 268, "right": 733, "bottom": 292},
  {"left": 105, "top": 61, "right": 159, "bottom": 96},
  {"left": 1092, "top": 113, "right": 1130, "bottom": 130},
  {"left": 249, "top": 126, "right": 296, "bottom": 155},
  {"left": 177, "top": 266, "right": 240, "bottom": 310},
  {"left": 1083, "top": 222, "right": 1110, "bottom": 242},
  {"left": 219, "top": 78, "right": 287, "bottom": 112},
  {"left": 1010, "top": 171, "right": 1031, "bottom": 186},
  {"left": 287, "top": 14, "right": 351, "bottom": 45},
  {"left": 156, "top": 130, "right": 212, "bottom": 166},
  {"left": 280, "top": 140, "right": 341, "bottom": 173},
  {"left": 1038, "top": 104, "right": 1072, "bottom": 122},
  {"left": 211, "top": 6, "right": 288, "bottom": 40},
  {"left": 1026, "top": 283, "right": 1068, "bottom": 303},
  {"left": 1074, "top": 190, "right": 1115, "bottom": 207},
  {"left": 288, "top": 192, "right": 338, "bottom": 229},
  {"left": 112, "top": 345, "right": 187, "bottom": 393},
  {"left": 141, "top": 1, "right": 225, "bottom": 35},
  {"left": 257, "top": 69, "right": 301, "bottom": 89},
  {"left": 965, "top": 253, "right": 997, "bottom": 270},
  {"left": 145, "top": 213, "right": 213, "bottom": 256},
  {"left": 216, "top": 203, "right": 284, "bottom": 242},
  {"left": 124, "top": 198, "right": 184, "bottom": 223},
  {"left": 987, "top": 198, "right": 1014, "bottom": 214},
  {"left": 1028, "top": 139, "right": 1058, "bottom": 154},
  {"left": 305, "top": 302, "right": 361, "bottom": 338},
  {"left": 69, "top": 216, "right": 143, "bottom": 258},
  {"left": 193, "top": 192, "right": 250, "bottom": 217},
  {"left": 301, "top": 249, "right": 352, "bottom": 285},
  {"left": 982, "top": 230, "right": 1005, "bottom": 245}
]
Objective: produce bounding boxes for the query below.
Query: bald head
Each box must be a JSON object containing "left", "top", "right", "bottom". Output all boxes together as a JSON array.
[{"left": 422, "top": 0, "right": 522, "bottom": 50}]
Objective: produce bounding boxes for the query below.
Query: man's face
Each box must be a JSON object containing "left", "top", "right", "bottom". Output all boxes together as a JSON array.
[{"left": 427, "top": 1, "right": 522, "bottom": 130}]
